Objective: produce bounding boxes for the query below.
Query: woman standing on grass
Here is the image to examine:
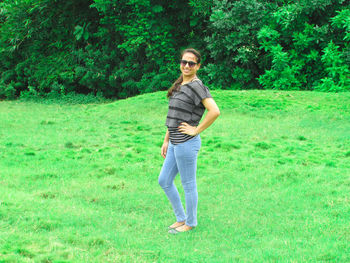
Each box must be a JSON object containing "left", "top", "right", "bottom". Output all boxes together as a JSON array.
[{"left": 158, "top": 48, "right": 220, "bottom": 234}]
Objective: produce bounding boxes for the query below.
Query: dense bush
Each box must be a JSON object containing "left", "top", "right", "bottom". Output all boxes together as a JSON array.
[
  {"left": 0, "top": 0, "right": 349, "bottom": 100},
  {"left": 203, "top": 0, "right": 274, "bottom": 89},
  {"left": 257, "top": 0, "right": 350, "bottom": 91},
  {"left": 0, "top": 0, "right": 95, "bottom": 98}
]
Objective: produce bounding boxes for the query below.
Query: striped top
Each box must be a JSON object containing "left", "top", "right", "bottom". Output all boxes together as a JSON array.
[
  {"left": 168, "top": 127, "right": 195, "bottom": 144},
  {"left": 166, "top": 79, "right": 212, "bottom": 144}
]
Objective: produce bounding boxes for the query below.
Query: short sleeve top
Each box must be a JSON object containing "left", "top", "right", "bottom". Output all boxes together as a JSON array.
[{"left": 165, "top": 79, "right": 212, "bottom": 128}]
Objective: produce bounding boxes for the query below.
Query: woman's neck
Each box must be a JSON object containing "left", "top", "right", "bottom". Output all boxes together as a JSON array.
[{"left": 182, "top": 75, "right": 198, "bottom": 85}]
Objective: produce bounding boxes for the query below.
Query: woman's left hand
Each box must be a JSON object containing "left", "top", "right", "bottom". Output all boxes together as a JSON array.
[{"left": 178, "top": 122, "right": 198, "bottom": 136}]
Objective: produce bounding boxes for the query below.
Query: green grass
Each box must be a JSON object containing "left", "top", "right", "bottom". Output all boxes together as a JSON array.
[{"left": 0, "top": 90, "right": 349, "bottom": 262}]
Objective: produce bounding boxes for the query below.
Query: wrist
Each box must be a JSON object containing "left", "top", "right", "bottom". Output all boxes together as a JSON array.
[{"left": 194, "top": 127, "right": 200, "bottom": 135}]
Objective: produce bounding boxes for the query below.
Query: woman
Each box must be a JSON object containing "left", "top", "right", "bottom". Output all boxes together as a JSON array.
[{"left": 158, "top": 48, "right": 220, "bottom": 234}]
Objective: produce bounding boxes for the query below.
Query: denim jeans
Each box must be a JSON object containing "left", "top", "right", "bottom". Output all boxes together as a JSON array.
[{"left": 158, "top": 135, "right": 201, "bottom": 227}]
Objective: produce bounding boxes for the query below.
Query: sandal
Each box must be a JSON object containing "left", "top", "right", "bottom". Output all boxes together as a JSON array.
[
  {"left": 168, "top": 225, "right": 194, "bottom": 234},
  {"left": 168, "top": 221, "right": 185, "bottom": 230}
]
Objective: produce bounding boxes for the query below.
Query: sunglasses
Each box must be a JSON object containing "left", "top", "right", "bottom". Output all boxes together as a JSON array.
[{"left": 180, "top": 59, "right": 198, "bottom": 68}]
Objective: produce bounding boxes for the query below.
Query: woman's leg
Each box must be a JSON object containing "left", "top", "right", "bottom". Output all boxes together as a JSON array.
[
  {"left": 174, "top": 136, "right": 201, "bottom": 227},
  {"left": 158, "top": 142, "right": 186, "bottom": 222}
]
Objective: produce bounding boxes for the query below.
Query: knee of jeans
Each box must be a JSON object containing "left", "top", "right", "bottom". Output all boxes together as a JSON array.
[
  {"left": 158, "top": 175, "right": 170, "bottom": 189},
  {"left": 181, "top": 180, "right": 196, "bottom": 191}
]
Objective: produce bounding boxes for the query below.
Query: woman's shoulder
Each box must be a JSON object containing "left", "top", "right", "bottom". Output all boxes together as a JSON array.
[
  {"left": 185, "top": 78, "right": 206, "bottom": 89},
  {"left": 187, "top": 79, "right": 210, "bottom": 93}
]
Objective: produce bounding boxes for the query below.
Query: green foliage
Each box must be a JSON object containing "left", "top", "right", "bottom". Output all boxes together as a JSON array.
[
  {"left": 203, "top": 0, "right": 272, "bottom": 89},
  {"left": 0, "top": 80, "right": 16, "bottom": 100},
  {"left": 257, "top": 0, "right": 349, "bottom": 91},
  {"left": 62, "top": 0, "right": 208, "bottom": 98},
  {"left": 0, "top": 0, "right": 349, "bottom": 99},
  {"left": 258, "top": 44, "right": 302, "bottom": 90},
  {"left": 0, "top": 0, "right": 96, "bottom": 98},
  {"left": 74, "top": 23, "right": 91, "bottom": 41},
  {"left": 19, "top": 91, "right": 108, "bottom": 104},
  {"left": 331, "top": 8, "right": 350, "bottom": 41},
  {"left": 189, "top": 0, "right": 214, "bottom": 15},
  {"left": 315, "top": 41, "right": 350, "bottom": 92}
]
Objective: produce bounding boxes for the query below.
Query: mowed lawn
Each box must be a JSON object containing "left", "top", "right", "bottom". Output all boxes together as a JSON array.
[{"left": 0, "top": 90, "right": 349, "bottom": 262}]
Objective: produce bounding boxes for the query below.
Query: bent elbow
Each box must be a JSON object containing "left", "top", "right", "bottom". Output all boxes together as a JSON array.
[{"left": 213, "top": 109, "right": 220, "bottom": 118}]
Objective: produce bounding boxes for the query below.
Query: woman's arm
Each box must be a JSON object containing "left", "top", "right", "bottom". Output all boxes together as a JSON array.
[
  {"left": 178, "top": 98, "right": 220, "bottom": 136},
  {"left": 161, "top": 129, "right": 169, "bottom": 158}
]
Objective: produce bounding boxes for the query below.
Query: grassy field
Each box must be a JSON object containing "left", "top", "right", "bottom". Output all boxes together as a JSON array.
[{"left": 0, "top": 90, "right": 349, "bottom": 262}]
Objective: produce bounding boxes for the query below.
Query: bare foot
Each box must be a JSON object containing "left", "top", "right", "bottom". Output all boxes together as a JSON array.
[
  {"left": 169, "top": 221, "right": 185, "bottom": 229},
  {"left": 174, "top": 224, "right": 193, "bottom": 232}
]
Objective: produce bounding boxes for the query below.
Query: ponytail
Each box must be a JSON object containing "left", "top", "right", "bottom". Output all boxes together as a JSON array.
[{"left": 167, "top": 74, "right": 183, "bottom": 98}]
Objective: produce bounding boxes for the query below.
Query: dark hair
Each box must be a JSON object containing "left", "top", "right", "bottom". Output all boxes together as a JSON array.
[{"left": 167, "top": 48, "right": 201, "bottom": 98}]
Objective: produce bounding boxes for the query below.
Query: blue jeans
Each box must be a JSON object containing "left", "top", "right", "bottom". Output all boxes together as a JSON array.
[{"left": 158, "top": 135, "right": 201, "bottom": 227}]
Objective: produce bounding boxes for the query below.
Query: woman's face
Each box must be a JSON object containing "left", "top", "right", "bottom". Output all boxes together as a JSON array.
[{"left": 180, "top": 52, "right": 200, "bottom": 78}]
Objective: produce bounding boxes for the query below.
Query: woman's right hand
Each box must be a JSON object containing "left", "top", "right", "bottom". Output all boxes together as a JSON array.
[{"left": 161, "top": 142, "right": 169, "bottom": 159}]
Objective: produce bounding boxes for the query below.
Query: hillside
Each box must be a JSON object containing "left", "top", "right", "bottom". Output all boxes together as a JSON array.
[{"left": 0, "top": 90, "right": 349, "bottom": 262}]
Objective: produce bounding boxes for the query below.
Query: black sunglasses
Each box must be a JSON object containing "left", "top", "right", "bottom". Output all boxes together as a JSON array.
[{"left": 180, "top": 59, "right": 198, "bottom": 68}]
